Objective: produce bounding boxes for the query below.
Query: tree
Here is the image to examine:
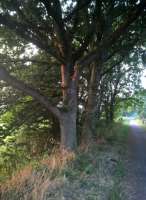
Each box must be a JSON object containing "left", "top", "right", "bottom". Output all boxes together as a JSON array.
[{"left": 0, "top": 0, "right": 146, "bottom": 151}]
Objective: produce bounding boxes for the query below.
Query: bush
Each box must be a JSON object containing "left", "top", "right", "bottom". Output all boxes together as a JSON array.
[{"left": 96, "top": 121, "right": 129, "bottom": 144}]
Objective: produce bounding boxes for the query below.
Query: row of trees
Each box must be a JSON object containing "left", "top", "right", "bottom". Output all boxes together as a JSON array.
[{"left": 0, "top": 0, "right": 146, "bottom": 152}]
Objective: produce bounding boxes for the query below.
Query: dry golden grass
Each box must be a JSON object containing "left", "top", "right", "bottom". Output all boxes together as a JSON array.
[
  {"left": 0, "top": 165, "right": 32, "bottom": 192},
  {"left": 0, "top": 149, "right": 75, "bottom": 196},
  {"left": 0, "top": 133, "right": 127, "bottom": 200},
  {"left": 41, "top": 149, "right": 75, "bottom": 171}
]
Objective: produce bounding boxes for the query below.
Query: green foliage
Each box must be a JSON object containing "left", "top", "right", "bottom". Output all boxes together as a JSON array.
[
  {"left": 115, "top": 160, "right": 125, "bottom": 178},
  {"left": 109, "top": 160, "right": 125, "bottom": 200},
  {"left": 0, "top": 138, "right": 126, "bottom": 200},
  {"left": 0, "top": 1, "right": 145, "bottom": 194},
  {"left": 0, "top": 124, "right": 58, "bottom": 181},
  {"left": 62, "top": 151, "right": 96, "bottom": 180},
  {"left": 109, "top": 187, "right": 122, "bottom": 200},
  {"left": 0, "top": 134, "right": 29, "bottom": 181},
  {"left": 96, "top": 121, "right": 129, "bottom": 144}
]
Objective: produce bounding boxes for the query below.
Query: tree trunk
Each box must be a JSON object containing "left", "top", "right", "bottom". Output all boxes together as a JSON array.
[
  {"left": 105, "top": 104, "right": 110, "bottom": 123},
  {"left": 82, "top": 113, "right": 97, "bottom": 144},
  {"left": 109, "top": 105, "right": 114, "bottom": 122},
  {"left": 105, "top": 103, "right": 114, "bottom": 123},
  {"left": 60, "top": 111, "right": 77, "bottom": 151},
  {"left": 109, "top": 97, "right": 116, "bottom": 122},
  {"left": 0, "top": 66, "right": 78, "bottom": 152},
  {"left": 60, "top": 64, "right": 78, "bottom": 151},
  {"left": 81, "top": 63, "right": 101, "bottom": 144}
]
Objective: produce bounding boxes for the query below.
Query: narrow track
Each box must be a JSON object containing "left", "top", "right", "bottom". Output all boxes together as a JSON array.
[{"left": 124, "top": 125, "right": 146, "bottom": 200}]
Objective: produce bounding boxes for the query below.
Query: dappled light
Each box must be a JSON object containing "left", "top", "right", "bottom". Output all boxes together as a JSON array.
[
  {"left": 0, "top": 0, "right": 146, "bottom": 199},
  {"left": 129, "top": 120, "right": 139, "bottom": 126}
]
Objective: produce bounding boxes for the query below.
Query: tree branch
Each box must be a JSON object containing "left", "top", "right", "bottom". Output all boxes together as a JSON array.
[
  {"left": 64, "top": 0, "right": 92, "bottom": 22},
  {"left": 73, "top": 0, "right": 101, "bottom": 61},
  {"left": 40, "top": 0, "right": 70, "bottom": 58},
  {"left": 0, "top": 66, "right": 61, "bottom": 119},
  {"left": 101, "top": 59, "right": 123, "bottom": 77},
  {"left": 105, "top": 0, "right": 146, "bottom": 46},
  {"left": 0, "top": 14, "right": 63, "bottom": 63},
  {"left": 0, "top": 58, "right": 50, "bottom": 65},
  {"left": 101, "top": 37, "right": 139, "bottom": 76},
  {"left": 78, "top": 0, "right": 146, "bottom": 67}
]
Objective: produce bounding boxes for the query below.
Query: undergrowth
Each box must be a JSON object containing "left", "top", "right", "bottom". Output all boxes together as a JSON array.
[
  {"left": 96, "top": 121, "right": 129, "bottom": 144},
  {"left": 0, "top": 121, "right": 129, "bottom": 200}
]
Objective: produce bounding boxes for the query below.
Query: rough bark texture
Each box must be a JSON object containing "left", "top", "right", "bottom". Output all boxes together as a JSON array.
[
  {"left": 0, "top": 0, "right": 145, "bottom": 153},
  {"left": 81, "top": 63, "right": 101, "bottom": 143},
  {"left": 60, "top": 111, "right": 77, "bottom": 151},
  {"left": 59, "top": 63, "right": 78, "bottom": 151},
  {"left": 0, "top": 66, "right": 78, "bottom": 152}
]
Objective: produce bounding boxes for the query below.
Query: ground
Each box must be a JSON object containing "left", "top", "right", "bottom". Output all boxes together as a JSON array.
[
  {"left": 124, "top": 124, "right": 146, "bottom": 199},
  {"left": 3, "top": 122, "right": 145, "bottom": 200},
  {"left": 0, "top": 144, "right": 122, "bottom": 200}
]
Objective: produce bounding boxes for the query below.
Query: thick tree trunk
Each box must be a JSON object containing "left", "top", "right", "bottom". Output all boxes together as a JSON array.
[
  {"left": 60, "top": 64, "right": 78, "bottom": 151},
  {"left": 60, "top": 111, "right": 77, "bottom": 151},
  {"left": 81, "top": 63, "right": 101, "bottom": 144},
  {"left": 0, "top": 66, "right": 78, "bottom": 152}
]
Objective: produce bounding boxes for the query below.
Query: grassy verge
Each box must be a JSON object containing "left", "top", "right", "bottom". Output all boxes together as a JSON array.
[
  {"left": 95, "top": 121, "right": 129, "bottom": 200},
  {"left": 104, "top": 122, "right": 129, "bottom": 200},
  {"left": 109, "top": 159, "right": 125, "bottom": 200},
  {"left": 0, "top": 122, "right": 130, "bottom": 200},
  {"left": 96, "top": 121, "right": 129, "bottom": 145}
]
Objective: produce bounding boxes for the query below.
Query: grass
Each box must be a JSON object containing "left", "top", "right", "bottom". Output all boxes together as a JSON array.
[
  {"left": 95, "top": 121, "right": 129, "bottom": 200},
  {"left": 96, "top": 121, "right": 129, "bottom": 145},
  {"left": 109, "top": 160, "right": 126, "bottom": 200},
  {"left": 0, "top": 146, "right": 123, "bottom": 200},
  {"left": 0, "top": 121, "right": 130, "bottom": 200},
  {"left": 109, "top": 187, "right": 122, "bottom": 200},
  {"left": 135, "top": 119, "right": 146, "bottom": 130}
]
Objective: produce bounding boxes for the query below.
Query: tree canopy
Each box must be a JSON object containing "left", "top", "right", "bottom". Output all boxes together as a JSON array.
[{"left": 0, "top": 0, "right": 146, "bottom": 152}]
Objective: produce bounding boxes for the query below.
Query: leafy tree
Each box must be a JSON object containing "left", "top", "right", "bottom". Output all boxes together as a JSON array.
[{"left": 0, "top": 0, "right": 146, "bottom": 151}]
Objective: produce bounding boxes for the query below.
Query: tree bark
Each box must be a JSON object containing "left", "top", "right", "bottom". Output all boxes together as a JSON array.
[
  {"left": 105, "top": 100, "right": 115, "bottom": 123},
  {"left": 109, "top": 101, "right": 115, "bottom": 122},
  {"left": 60, "top": 110, "right": 77, "bottom": 151},
  {"left": 81, "top": 63, "right": 101, "bottom": 144},
  {"left": 0, "top": 66, "right": 78, "bottom": 152},
  {"left": 59, "top": 62, "right": 78, "bottom": 151},
  {"left": 0, "top": 67, "right": 61, "bottom": 119}
]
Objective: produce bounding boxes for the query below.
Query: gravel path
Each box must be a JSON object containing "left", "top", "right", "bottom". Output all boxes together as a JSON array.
[{"left": 124, "top": 125, "right": 146, "bottom": 200}]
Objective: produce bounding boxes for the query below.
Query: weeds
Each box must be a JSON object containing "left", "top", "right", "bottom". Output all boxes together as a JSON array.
[
  {"left": 96, "top": 121, "right": 129, "bottom": 145},
  {"left": 0, "top": 122, "right": 129, "bottom": 200},
  {"left": 108, "top": 137, "right": 127, "bottom": 200}
]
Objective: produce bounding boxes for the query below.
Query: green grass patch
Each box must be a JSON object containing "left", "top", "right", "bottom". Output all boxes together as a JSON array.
[
  {"left": 96, "top": 121, "right": 130, "bottom": 145},
  {"left": 109, "top": 160, "right": 125, "bottom": 200}
]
